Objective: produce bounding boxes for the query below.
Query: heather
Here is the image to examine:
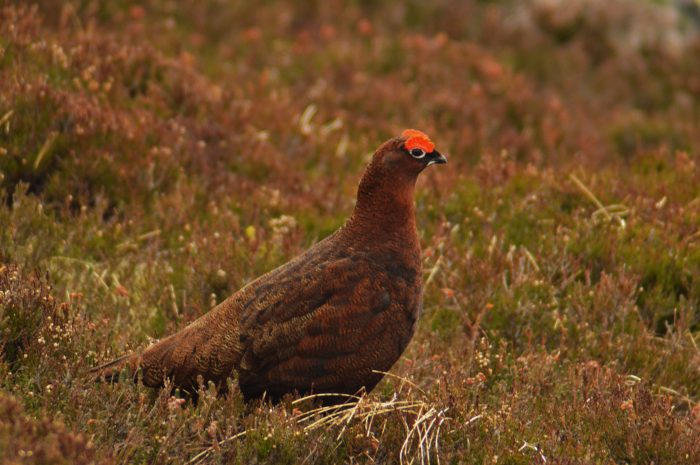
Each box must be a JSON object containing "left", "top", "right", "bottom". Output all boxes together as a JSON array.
[{"left": 1, "top": 1, "right": 699, "bottom": 463}]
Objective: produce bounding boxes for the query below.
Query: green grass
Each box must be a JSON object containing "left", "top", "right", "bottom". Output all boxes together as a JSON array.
[{"left": 1, "top": 0, "right": 699, "bottom": 463}]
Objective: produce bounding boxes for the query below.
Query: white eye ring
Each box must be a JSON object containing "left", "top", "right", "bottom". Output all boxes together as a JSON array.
[{"left": 410, "top": 148, "right": 426, "bottom": 159}]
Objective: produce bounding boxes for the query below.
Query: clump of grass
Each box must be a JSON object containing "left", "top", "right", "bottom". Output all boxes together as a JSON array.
[
  {"left": 0, "top": 264, "right": 64, "bottom": 366},
  {"left": 293, "top": 375, "right": 449, "bottom": 465}
]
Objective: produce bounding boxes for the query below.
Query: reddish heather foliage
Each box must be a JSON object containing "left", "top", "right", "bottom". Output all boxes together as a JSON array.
[
  {"left": 0, "top": 392, "right": 108, "bottom": 464},
  {"left": 0, "top": 1, "right": 699, "bottom": 464}
]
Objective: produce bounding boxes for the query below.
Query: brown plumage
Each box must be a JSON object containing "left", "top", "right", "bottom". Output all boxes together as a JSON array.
[{"left": 92, "top": 130, "right": 447, "bottom": 402}]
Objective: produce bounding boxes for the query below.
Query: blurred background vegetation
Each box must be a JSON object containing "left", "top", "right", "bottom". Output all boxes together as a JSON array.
[{"left": 0, "top": 0, "right": 699, "bottom": 463}]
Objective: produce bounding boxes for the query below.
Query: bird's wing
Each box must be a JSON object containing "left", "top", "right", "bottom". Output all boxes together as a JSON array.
[{"left": 236, "top": 251, "right": 417, "bottom": 400}]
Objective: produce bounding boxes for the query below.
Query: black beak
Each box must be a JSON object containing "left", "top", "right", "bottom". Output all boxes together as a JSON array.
[{"left": 426, "top": 150, "right": 447, "bottom": 166}]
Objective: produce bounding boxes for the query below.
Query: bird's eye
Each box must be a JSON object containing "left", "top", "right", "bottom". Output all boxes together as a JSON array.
[{"left": 410, "top": 148, "right": 426, "bottom": 158}]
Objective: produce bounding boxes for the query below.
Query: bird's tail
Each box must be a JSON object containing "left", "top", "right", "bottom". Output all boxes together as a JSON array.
[
  {"left": 89, "top": 334, "right": 181, "bottom": 387},
  {"left": 89, "top": 353, "right": 139, "bottom": 383}
]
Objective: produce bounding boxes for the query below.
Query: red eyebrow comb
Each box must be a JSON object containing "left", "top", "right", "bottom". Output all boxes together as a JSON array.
[{"left": 402, "top": 129, "right": 435, "bottom": 153}]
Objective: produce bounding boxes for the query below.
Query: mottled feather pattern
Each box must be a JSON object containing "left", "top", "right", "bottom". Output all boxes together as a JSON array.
[{"left": 91, "top": 133, "right": 445, "bottom": 403}]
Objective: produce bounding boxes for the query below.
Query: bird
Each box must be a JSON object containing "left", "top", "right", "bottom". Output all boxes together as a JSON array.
[{"left": 91, "top": 129, "right": 447, "bottom": 403}]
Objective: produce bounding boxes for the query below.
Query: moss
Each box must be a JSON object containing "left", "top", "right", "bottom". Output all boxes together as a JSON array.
[
  {"left": 502, "top": 210, "right": 543, "bottom": 250},
  {"left": 430, "top": 307, "right": 461, "bottom": 341}
]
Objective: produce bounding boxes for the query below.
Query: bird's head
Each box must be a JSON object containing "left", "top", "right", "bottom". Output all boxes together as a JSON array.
[
  {"left": 354, "top": 129, "right": 446, "bottom": 212},
  {"left": 369, "top": 129, "right": 447, "bottom": 180},
  {"left": 399, "top": 129, "right": 447, "bottom": 169},
  {"left": 349, "top": 129, "right": 447, "bottom": 231}
]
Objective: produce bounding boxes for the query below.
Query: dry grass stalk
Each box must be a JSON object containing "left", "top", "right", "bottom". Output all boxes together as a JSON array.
[{"left": 293, "top": 373, "right": 449, "bottom": 465}]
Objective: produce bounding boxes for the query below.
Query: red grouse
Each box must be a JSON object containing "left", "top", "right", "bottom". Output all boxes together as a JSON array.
[{"left": 93, "top": 129, "right": 447, "bottom": 401}]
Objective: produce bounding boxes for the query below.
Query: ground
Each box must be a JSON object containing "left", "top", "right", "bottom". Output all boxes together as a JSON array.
[{"left": 1, "top": 1, "right": 699, "bottom": 464}]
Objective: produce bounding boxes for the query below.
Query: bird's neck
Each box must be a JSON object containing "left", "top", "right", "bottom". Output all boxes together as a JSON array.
[{"left": 343, "top": 170, "right": 419, "bottom": 244}]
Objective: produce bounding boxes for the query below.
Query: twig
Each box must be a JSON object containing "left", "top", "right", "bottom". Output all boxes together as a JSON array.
[
  {"left": 47, "top": 255, "right": 110, "bottom": 290},
  {"left": 372, "top": 370, "right": 426, "bottom": 396},
  {"left": 465, "top": 414, "right": 482, "bottom": 426},
  {"left": 169, "top": 284, "right": 180, "bottom": 318},
  {"left": 34, "top": 131, "right": 58, "bottom": 170},
  {"left": 569, "top": 173, "right": 627, "bottom": 227},
  {"left": 187, "top": 430, "right": 247, "bottom": 465},
  {"left": 569, "top": 173, "right": 609, "bottom": 219},
  {"left": 424, "top": 256, "right": 443, "bottom": 288},
  {"left": 0, "top": 109, "right": 13, "bottom": 129},
  {"left": 521, "top": 246, "right": 541, "bottom": 273},
  {"left": 116, "top": 229, "right": 161, "bottom": 250}
]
